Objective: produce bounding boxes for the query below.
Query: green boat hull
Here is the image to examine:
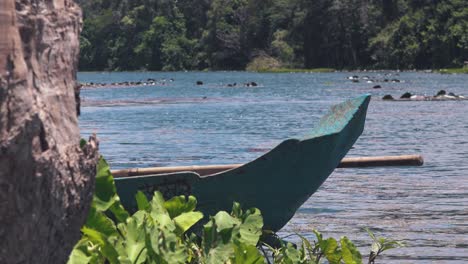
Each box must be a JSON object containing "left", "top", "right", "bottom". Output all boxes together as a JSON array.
[{"left": 115, "top": 95, "right": 371, "bottom": 231}]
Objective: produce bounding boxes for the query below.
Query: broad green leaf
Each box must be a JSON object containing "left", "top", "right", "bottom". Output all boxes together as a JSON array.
[
  {"left": 150, "top": 191, "right": 168, "bottom": 215},
  {"left": 173, "top": 211, "right": 203, "bottom": 234},
  {"left": 206, "top": 242, "right": 234, "bottom": 264},
  {"left": 117, "top": 256, "right": 133, "bottom": 264},
  {"left": 81, "top": 227, "right": 120, "bottom": 264},
  {"left": 135, "top": 191, "right": 150, "bottom": 211},
  {"left": 125, "top": 217, "right": 147, "bottom": 264},
  {"left": 68, "top": 248, "right": 91, "bottom": 264},
  {"left": 231, "top": 241, "right": 265, "bottom": 264},
  {"left": 90, "top": 157, "right": 129, "bottom": 222},
  {"left": 203, "top": 219, "right": 217, "bottom": 254},
  {"left": 132, "top": 210, "right": 148, "bottom": 225},
  {"left": 341, "top": 236, "right": 362, "bottom": 264},
  {"left": 67, "top": 239, "right": 92, "bottom": 264},
  {"left": 82, "top": 227, "right": 106, "bottom": 245},
  {"left": 85, "top": 206, "right": 118, "bottom": 237},
  {"left": 212, "top": 211, "right": 241, "bottom": 244},
  {"left": 321, "top": 238, "right": 342, "bottom": 264},
  {"left": 109, "top": 200, "right": 130, "bottom": 223},
  {"left": 219, "top": 227, "right": 236, "bottom": 245},
  {"left": 148, "top": 226, "right": 187, "bottom": 264},
  {"left": 117, "top": 222, "right": 127, "bottom": 237},
  {"left": 281, "top": 242, "right": 301, "bottom": 264},
  {"left": 146, "top": 226, "right": 164, "bottom": 258},
  {"left": 213, "top": 211, "right": 241, "bottom": 232},
  {"left": 164, "top": 195, "right": 197, "bottom": 218},
  {"left": 151, "top": 212, "right": 176, "bottom": 232},
  {"left": 94, "top": 157, "right": 118, "bottom": 212},
  {"left": 101, "top": 243, "right": 122, "bottom": 264},
  {"left": 239, "top": 211, "right": 263, "bottom": 246}
]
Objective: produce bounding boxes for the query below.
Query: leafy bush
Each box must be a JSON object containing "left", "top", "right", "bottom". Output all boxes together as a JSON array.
[
  {"left": 68, "top": 157, "right": 402, "bottom": 264},
  {"left": 246, "top": 55, "right": 282, "bottom": 72}
]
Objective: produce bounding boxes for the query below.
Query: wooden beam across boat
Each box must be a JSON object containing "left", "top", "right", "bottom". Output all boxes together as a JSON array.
[{"left": 111, "top": 154, "right": 423, "bottom": 177}]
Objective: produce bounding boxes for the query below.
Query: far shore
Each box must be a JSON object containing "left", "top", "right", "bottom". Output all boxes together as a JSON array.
[{"left": 78, "top": 67, "right": 468, "bottom": 74}]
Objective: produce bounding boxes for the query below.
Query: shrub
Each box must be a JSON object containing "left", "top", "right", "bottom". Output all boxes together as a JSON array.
[
  {"left": 246, "top": 55, "right": 282, "bottom": 72},
  {"left": 68, "top": 157, "right": 403, "bottom": 264}
]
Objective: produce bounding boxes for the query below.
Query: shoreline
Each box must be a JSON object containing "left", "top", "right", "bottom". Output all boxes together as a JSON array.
[{"left": 78, "top": 67, "right": 468, "bottom": 74}]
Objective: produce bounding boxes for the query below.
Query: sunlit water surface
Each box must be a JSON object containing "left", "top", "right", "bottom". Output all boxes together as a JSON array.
[{"left": 79, "top": 71, "right": 468, "bottom": 263}]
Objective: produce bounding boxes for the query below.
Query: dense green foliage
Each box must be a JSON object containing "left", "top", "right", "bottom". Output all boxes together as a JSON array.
[
  {"left": 78, "top": 0, "right": 467, "bottom": 71},
  {"left": 68, "top": 157, "right": 403, "bottom": 263}
]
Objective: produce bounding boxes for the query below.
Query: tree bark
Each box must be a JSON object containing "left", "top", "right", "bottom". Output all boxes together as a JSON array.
[{"left": 0, "top": 0, "right": 98, "bottom": 263}]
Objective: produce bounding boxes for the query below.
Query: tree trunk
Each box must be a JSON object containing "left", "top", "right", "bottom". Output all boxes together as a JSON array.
[{"left": 0, "top": 0, "right": 98, "bottom": 263}]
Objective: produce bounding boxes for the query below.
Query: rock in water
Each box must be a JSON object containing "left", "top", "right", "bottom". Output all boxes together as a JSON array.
[
  {"left": 0, "top": 0, "right": 98, "bottom": 263},
  {"left": 382, "top": 94, "right": 394, "bottom": 100},
  {"left": 436, "top": 90, "right": 446, "bottom": 96},
  {"left": 400, "top": 92, "right": 413, "bottom": 99}
]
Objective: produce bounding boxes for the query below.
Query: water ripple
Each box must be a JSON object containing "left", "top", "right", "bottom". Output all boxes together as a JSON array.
[{"left": 79, "top": 71, "right": 468, "bottom": 263}]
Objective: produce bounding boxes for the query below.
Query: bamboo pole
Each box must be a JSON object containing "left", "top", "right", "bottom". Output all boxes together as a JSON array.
[
  {"left": 336, "top": 155, "right": 424, "bottom": 168},
  {"left": 111, "top": 154, "right": 423, "bottom": 178}
]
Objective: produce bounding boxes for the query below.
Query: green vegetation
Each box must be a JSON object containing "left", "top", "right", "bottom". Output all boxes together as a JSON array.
[
  {"left": 78, "top": 0, "right": 467, "bottom": 71},
  {"left": 438, "top": 67, "right": 468, "bottom": 74},
  {"left": 245, "top": 56, "right": 282, "bottom": 72},
  {"left": 68, "top": 157, "right": 403, "bottom": 263},
  {"left": 253, "top": 68, "right": 336, "bottom": 73}
]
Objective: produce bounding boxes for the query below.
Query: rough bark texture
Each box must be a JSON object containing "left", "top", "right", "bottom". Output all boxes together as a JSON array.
[{"left": 0, "top": 0, "right": 98, "bottom": 263}]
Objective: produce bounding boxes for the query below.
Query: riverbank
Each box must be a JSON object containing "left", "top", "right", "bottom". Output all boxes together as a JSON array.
[{"left": 78, "top": 67, "right": 468, "bottom": 74}]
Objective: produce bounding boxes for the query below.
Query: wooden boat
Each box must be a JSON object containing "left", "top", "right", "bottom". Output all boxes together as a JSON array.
[{"left": 114, "top": 94, "right": 371, "bottom": 232}]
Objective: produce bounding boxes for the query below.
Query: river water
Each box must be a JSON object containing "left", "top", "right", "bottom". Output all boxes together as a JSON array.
[{"left": 78, "top": 71, "right": 468, "bottom": 263}]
